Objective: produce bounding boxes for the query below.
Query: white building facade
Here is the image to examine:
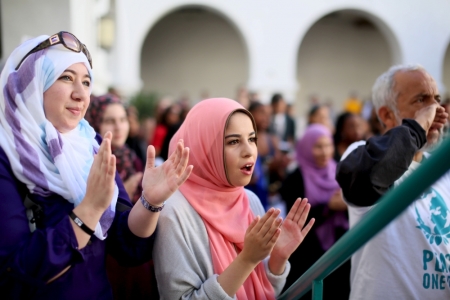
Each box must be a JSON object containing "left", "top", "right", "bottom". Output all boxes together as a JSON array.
[{"left": 2, "top": 0, "right": 450, "bottom": 115}]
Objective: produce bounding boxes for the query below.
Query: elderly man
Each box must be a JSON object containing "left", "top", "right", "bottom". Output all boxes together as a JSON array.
[{"left": 337, "top": 64, "right": 449, "bottom": 299}]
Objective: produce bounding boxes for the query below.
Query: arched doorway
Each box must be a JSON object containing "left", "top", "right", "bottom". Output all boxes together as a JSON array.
[
  {"left": 296, "top": 10, "right": 398, "bottom": 119},
  {"left": 140, "top": 7, "right": 249, "bottom": 104}
]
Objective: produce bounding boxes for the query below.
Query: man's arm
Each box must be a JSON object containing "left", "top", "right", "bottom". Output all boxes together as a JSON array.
[{"left": 336, "top": 119, "right": 426, "bottom": 207}]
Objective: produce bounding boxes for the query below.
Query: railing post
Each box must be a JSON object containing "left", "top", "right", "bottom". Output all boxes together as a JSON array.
[{"left": 312, "top": 280, "right": 323, "bottom": 300}]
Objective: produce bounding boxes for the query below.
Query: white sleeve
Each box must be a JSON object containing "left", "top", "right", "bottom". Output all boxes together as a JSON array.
[
  {"left": 263, "top": 257, "right": 291, "bottom": 296},
  {"left": 341, "top": 140, "right": 366, "bottom": 161}
]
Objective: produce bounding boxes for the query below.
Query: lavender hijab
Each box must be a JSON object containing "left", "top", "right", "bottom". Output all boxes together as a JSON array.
[
  {"left": 0, "top": 35, "right": 117, "bottom": 240},
  {"left": 296, "top": 124, "right": 339, "bottom": 205},
  {"left": 296, "top": 124, "right": 348, "bottom": 250}
]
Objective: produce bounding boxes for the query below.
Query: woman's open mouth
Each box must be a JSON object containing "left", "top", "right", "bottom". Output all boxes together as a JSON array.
[{"left": 240, "top": 163, "right": 254, "bottom": 175}]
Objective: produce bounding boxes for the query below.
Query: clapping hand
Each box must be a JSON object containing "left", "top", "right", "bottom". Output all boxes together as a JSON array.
[
  {"left": 84, "top": 131, "right": 117, "bottom": 213},
  {"left": 269, "top": 198, "right": 315, "bottom": 273},
  {"left": 241, "top": 208, "right": 283, "bottom": 265},
  {"left": 141, "top": 139, "right": 193, "bottom": 206}
]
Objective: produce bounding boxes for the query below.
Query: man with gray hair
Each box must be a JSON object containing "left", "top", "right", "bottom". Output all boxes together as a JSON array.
[{"left": 337, "top": 64, "right": 449, "bottom": 299}]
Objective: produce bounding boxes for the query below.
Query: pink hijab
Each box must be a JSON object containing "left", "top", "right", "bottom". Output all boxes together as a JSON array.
[{"left": 169, "top": 98, "right": 275, "bottom": 299}]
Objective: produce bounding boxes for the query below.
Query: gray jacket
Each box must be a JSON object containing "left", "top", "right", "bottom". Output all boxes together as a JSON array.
[{"left": 153, "top": 189, "right": 290, "bottom": 300}]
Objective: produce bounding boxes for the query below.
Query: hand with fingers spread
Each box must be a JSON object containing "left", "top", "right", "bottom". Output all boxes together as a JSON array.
[
  {"left": 240, "top": 208, "right": 283, "bottom": 265},
  {"left": 83, "top": 131, "right": 117, "bottom": 213},
  {"left": 127, "top": 139, "right": 192, "bottom": 238},
  {"left": 269, "top": 198, "right": 315, "bottom": 274},
  {"left": 217, "top": 208, "right": 283, "bottom": 297},
  {"left": 71, "top": 132, "right": 117, "bottom": 249},
  {"left": 141, "top": 139, "right": 193, "bottom": 206}
]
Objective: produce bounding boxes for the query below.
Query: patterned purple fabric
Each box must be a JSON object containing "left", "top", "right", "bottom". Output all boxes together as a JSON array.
[
  {"left": 3, "top": 50, "right": 50, "bottom": 195},
  {"left": 48, "top": 134, "right": 64, "bottom": 158},
  {"left": 85, "top": 93, "right": 122, "bottom": 132},
  {"left": 0, "top": 142, "right": 153, "bottom": 299},
  {"left": 0, "top": 35, "right": 116, "bottom": 240}
]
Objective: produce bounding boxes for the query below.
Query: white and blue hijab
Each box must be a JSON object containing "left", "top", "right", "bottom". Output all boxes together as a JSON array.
[{"left": 0, "top": 35, "right": 118, "bottom": 240}]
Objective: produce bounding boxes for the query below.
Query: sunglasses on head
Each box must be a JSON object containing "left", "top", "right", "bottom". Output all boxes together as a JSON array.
[{"left": 15, "top": 31, "right": 92, "bottom": 71}]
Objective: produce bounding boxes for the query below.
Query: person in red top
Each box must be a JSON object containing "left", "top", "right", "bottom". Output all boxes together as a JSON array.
[{"left": 151, "top": 104, "right": 181, "bottom": 157}]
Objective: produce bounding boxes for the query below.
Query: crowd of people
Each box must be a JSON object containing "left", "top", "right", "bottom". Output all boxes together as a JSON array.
[{"left": 0, "top": 31, "right": 450, "bottom": 300}]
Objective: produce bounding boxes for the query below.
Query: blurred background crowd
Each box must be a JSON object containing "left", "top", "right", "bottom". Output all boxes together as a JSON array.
[
  {"left": 91, "top": 85, "right": 449, "bottom": 298},
  {"left": 2, "top": 1, "right": 450, "bottom": 298},
  {"left": 102, "top": 86, "right": 449, "bottom": 210}
]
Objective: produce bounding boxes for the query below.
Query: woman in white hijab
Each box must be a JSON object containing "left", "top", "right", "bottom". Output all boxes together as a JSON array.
[{"left": 0, "top": 32, "right": 192, "bottom": 299}]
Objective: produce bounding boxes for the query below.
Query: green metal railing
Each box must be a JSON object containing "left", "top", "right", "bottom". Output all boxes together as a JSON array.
[{"left": 278, "top": 136, "right": 450, "bottom": 300}]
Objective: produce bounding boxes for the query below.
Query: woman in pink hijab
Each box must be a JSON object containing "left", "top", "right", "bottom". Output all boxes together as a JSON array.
[{"left": 153, "top": 98, "right": 314, "bottom": 299}]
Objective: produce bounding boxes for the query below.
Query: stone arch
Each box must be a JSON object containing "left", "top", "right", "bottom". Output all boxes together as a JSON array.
[
  {"left": 295, "top": 9, "right": 402, "bottom": 117},
  {"left": 139, "top": 5, "right": 250, "bottom": 103}
]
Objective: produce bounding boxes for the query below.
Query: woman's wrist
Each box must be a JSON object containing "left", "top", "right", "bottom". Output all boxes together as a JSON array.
[
  {"left": 236, "top": 251, "right": 260, "bottom": 269},
  {"left": 217, "top": 252, "right": 260, "bottom": 297},
  {"left": 140, "top": 192, "right": 165, "bottom": 212},
  {"left": 69, "top": 204, "right": 104, "bottom": 249},
  {"left": 79, "top": 196, "right": 110, "bottom": 216},
  {"left": 142, "top": 190, "right": 165, "bottom": 207},
  {"left": 128, "top": 194, "right": 160, "bottom": 238},
  {"left": 268, "top": 253, "right": 288, "bottom": 275},
  {"left": 73, "top": 202, "right": 104, "bottom": 230},
  {"left": 69, "top": 211, "right": 95, "bottom": 236}
]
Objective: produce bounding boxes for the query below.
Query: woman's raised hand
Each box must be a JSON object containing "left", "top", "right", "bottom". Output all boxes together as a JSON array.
[
  {"left": 271, "top": 198, "right": 315, "bottom": 263},
  {"left": 216, "top": 209, "right": 282, "bottom": 297},
  {"left": 141, "top": 139, "right": 193, "bottom": 206},
  {"left": 241, "top": 208, "right": 283, "bottom": 265},
  {"left": 84, "top": 131, "right": 117, "bottom": 212}
]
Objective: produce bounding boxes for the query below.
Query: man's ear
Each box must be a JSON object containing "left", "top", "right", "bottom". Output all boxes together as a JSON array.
[{"left": 378, "top": 106, "right": 396, "bottom": 130}]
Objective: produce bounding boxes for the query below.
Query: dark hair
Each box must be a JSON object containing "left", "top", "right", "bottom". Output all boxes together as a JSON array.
[
  {"left": 248, "top": 101, "right": 264, "bottom": 113},
  {"left": 307, "top": 104, "right": 329, "bottom": 125},
  {"left": 333, "top": 112, "right": 354, "bottom": 145},
  {"left": 271, "top": 93, "right": 284, "bottom": 105},
  {"left": 307, "top": 104, "right": 323, "bottom": 119},
  {"left": 160, "top": 105, "right": 180, "bottom": 126}
]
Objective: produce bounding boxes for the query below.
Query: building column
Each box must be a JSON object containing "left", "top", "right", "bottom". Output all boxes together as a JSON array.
[
  {"left": 247, "top": 43, "right": 299, "bottom": 104},
  {"left": 111, "top": 0, "right": 143, "bottom": 98}
]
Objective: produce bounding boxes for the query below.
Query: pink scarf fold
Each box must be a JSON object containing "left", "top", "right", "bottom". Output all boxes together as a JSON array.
[{"left": 169, "top": 98, "right": 275, "bottom": 300}]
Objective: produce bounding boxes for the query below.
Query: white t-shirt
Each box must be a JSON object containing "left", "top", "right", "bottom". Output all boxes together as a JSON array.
[
  {"left": 273, "top": 113, "right": 286, "bottom": 140},
  {"left": 343, "top": 142, "right": 450, "bottom": 300}
]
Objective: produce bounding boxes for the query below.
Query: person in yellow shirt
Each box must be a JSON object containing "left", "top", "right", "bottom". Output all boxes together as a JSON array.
[{"left": 343, "top": 91, "right": 363, "bottom": 114}]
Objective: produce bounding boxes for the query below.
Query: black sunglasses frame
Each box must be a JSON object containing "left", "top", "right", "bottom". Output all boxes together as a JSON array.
[{"left": 15, "top": 31, "right": 92, "bottom": 71}]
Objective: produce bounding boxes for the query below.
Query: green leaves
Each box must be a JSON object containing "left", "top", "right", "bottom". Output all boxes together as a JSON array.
[{"left": 129, "top": 92, "right": 158, "bottom": 121}]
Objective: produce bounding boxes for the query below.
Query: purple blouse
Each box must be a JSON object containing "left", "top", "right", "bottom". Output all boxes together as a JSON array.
[{"left": 0, "top": 137, "right": 154, "bottom": 299}]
